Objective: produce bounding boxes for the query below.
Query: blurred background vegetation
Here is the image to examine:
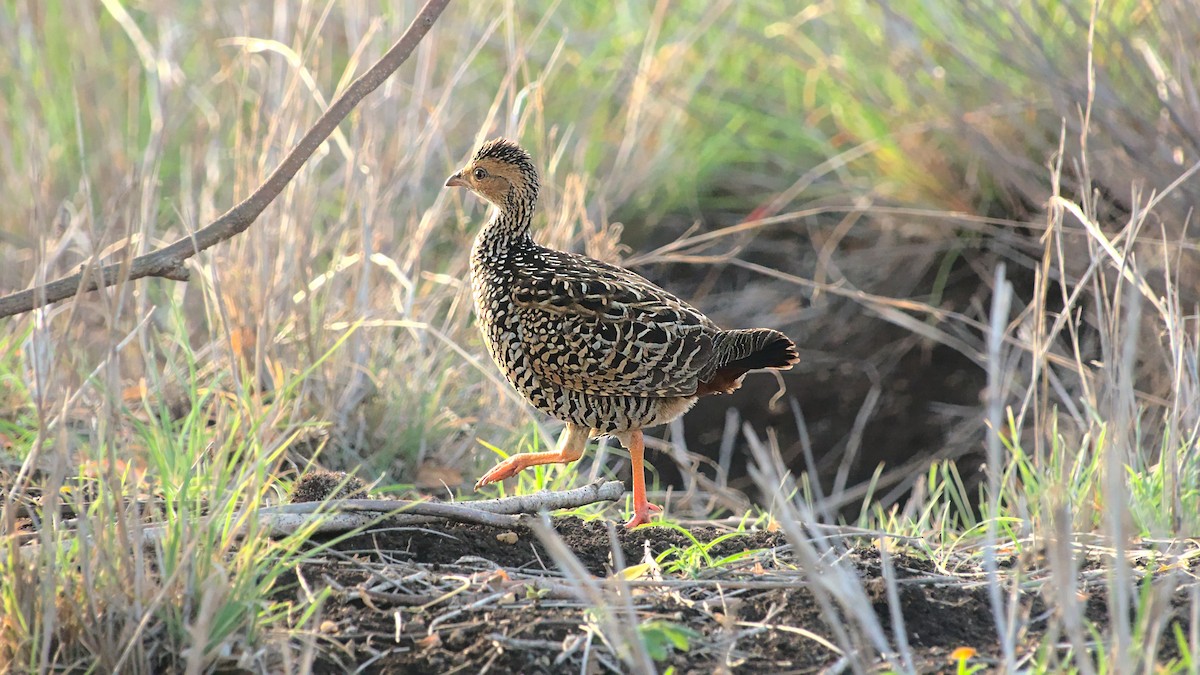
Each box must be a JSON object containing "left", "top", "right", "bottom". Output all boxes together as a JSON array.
[
  {"left": 1, "top": 0, "right": 1199, "bottom": 667},
  {"left": 2, "top": 0, "right": 1197, "bottom": 503},
  {"left": 2, "top": 0, "right": 1197, "bottom": 504}
]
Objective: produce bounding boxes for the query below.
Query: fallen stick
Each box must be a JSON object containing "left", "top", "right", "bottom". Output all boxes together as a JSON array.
[
  {"left": 261, "top": 480, "right": 627, "bottom": 537},
  {"left": 14, "top": 481, "right": 627, "bottom": 559}
]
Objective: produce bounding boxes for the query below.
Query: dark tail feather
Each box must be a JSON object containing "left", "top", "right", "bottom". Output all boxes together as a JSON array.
[
  {"left": 695, "top": 329, "right": 798, "bottom": 396},
  {"left": 721, "top": 328, "right": 799, "bottom": 371}
]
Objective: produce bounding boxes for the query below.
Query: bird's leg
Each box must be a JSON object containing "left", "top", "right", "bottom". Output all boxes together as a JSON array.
[
  {"left": 622, "top": 429, "right": 661, "bottom": 528},
  {"left": 474, "top": 424, "right": 589, "bottom": 490}
]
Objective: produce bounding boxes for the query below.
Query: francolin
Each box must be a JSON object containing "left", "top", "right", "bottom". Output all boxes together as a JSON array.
[{"left": 446, "top": 139, "right": 798, "bottom": 527}]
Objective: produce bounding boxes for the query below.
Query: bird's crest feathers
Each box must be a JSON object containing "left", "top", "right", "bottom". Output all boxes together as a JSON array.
[{"left": 474, "top": 138, "right": 533, "bottom": 169}]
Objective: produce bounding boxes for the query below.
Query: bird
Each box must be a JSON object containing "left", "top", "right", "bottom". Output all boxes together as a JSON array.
[{"left": 445, "top": 138, "right": 798, "bottom": 527}]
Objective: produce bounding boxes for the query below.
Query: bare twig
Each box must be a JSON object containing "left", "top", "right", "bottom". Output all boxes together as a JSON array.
[
  {"left": 18, "top": 480, "right": 626, "bottom": 558},
  {"left": 0, "top": 0, "right": 452, "bottom": 319},
  {"left": 275, "top": 500, "right": 525, "bottom": 530},
  {"left": 261, "top": 480, "right": 627, "bottom": 536}
]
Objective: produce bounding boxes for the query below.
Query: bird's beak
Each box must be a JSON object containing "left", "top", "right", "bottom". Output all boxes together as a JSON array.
[{"left": 444, "top": 170, "right": 467, "bottom": 188}]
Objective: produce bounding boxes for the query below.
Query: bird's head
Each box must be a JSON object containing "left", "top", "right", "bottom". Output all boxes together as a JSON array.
[{"left": 445, "top": 138, "right": 539, "bottom": 209}]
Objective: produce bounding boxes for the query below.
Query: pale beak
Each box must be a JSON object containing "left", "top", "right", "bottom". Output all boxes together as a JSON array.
[{"left": 445, "top": 170, "right": 467, "bottom": 188}]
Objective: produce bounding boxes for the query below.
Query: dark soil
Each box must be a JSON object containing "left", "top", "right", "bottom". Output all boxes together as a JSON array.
[
  {"left": 278, "top": 516, "right": 1194, "bottom": 673},
  {"left": 631, "top": 211, "right": 998, "bottom": 516}
]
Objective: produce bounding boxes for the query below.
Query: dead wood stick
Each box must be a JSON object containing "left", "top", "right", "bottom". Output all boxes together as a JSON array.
[
  {"left": 0, "top": 0, "right": 452, "bottom": 319},
  {"left": 260, "top": 480, "right": 627, "bottom": 536},
  {"left": 15, "top": 481, "right": 626, "bottom": 559}
]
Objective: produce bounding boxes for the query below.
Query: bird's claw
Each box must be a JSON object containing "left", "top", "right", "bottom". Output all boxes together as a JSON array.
[
  {"left": 474, "top": 458, "right": 523, "bottom": 490},
  {"left": 623, "top": 502, "right": 662, "bottom": 529}
]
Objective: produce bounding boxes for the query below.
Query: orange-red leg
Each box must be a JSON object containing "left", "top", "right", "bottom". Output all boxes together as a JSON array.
[
  {"left": 474, "top": 424, "right": 589, "bottom": 490},
  {"left": 622, "top": 429, "right": 661, "bottom": 528}
]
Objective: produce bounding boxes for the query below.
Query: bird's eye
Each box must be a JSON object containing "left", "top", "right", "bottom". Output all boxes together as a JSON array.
[{"left": 472, "top": 168, "right": 487, "bottom": 180}]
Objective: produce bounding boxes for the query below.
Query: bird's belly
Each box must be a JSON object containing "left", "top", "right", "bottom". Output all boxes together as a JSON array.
[
  {"left": 529, "top": 386, "right": 698, "bottom": 433},
  {"left": 546, "top": 389, "right": 699, "bottom": 433}
]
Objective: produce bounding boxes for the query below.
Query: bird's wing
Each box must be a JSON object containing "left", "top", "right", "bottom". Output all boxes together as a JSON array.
[{"left": 511, "top": 251, "right": 717, "bottom": 397}]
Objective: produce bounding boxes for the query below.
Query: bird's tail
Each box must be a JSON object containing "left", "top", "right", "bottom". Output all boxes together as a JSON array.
[
  {"left": 717, "top": 328, "right": 799, "bottom": 371},
  {"left": 696, "top": 328, "right": 798, "bottom": 396}
]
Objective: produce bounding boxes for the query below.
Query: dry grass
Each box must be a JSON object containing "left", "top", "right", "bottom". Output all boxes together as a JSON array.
[{"left": 1, "top": 0, "right": 1199, "bottom": 671}]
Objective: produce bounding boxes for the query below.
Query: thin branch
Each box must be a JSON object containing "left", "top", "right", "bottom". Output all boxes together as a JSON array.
[
  {"left": 17, "top": 481, "right": 627, "bottom": 559},
  {"left": 260, "top": 480, "right": 627, "bottom": 536},
  {"left": 0, "top": 0, "right": 452, "bottom": 319},
  {"left": 269, "top": 500, "right": 526, "bottom": 530}
]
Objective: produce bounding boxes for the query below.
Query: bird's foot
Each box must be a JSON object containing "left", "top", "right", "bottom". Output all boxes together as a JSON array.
[
  {"left": 473, "top": 457, "right": 527, "bottom": 490},
  {"left": 473, "top": 442, "right": 586, "bottom": 491},
  {"left": 624, "top": 502, "right": 662, "bottom": 529}
]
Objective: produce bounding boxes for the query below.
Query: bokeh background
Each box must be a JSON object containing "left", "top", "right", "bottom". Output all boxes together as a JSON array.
[{"left": 2, "top": 0, "right": 1197, "bottom": 514}]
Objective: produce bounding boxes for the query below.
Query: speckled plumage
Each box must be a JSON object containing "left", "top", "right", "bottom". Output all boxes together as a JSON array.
[{"left": 446, "top": 138, "right": 798, "bottom": 526}]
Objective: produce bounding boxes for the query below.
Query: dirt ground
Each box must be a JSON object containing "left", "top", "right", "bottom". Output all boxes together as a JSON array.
[{"left": 282, "top": 515, "right": 1193, "bottom": 674}]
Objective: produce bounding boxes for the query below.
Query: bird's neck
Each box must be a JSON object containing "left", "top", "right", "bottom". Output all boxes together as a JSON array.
[{"left": 475, "top": 200, "right": 535, "bottom": 251}]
